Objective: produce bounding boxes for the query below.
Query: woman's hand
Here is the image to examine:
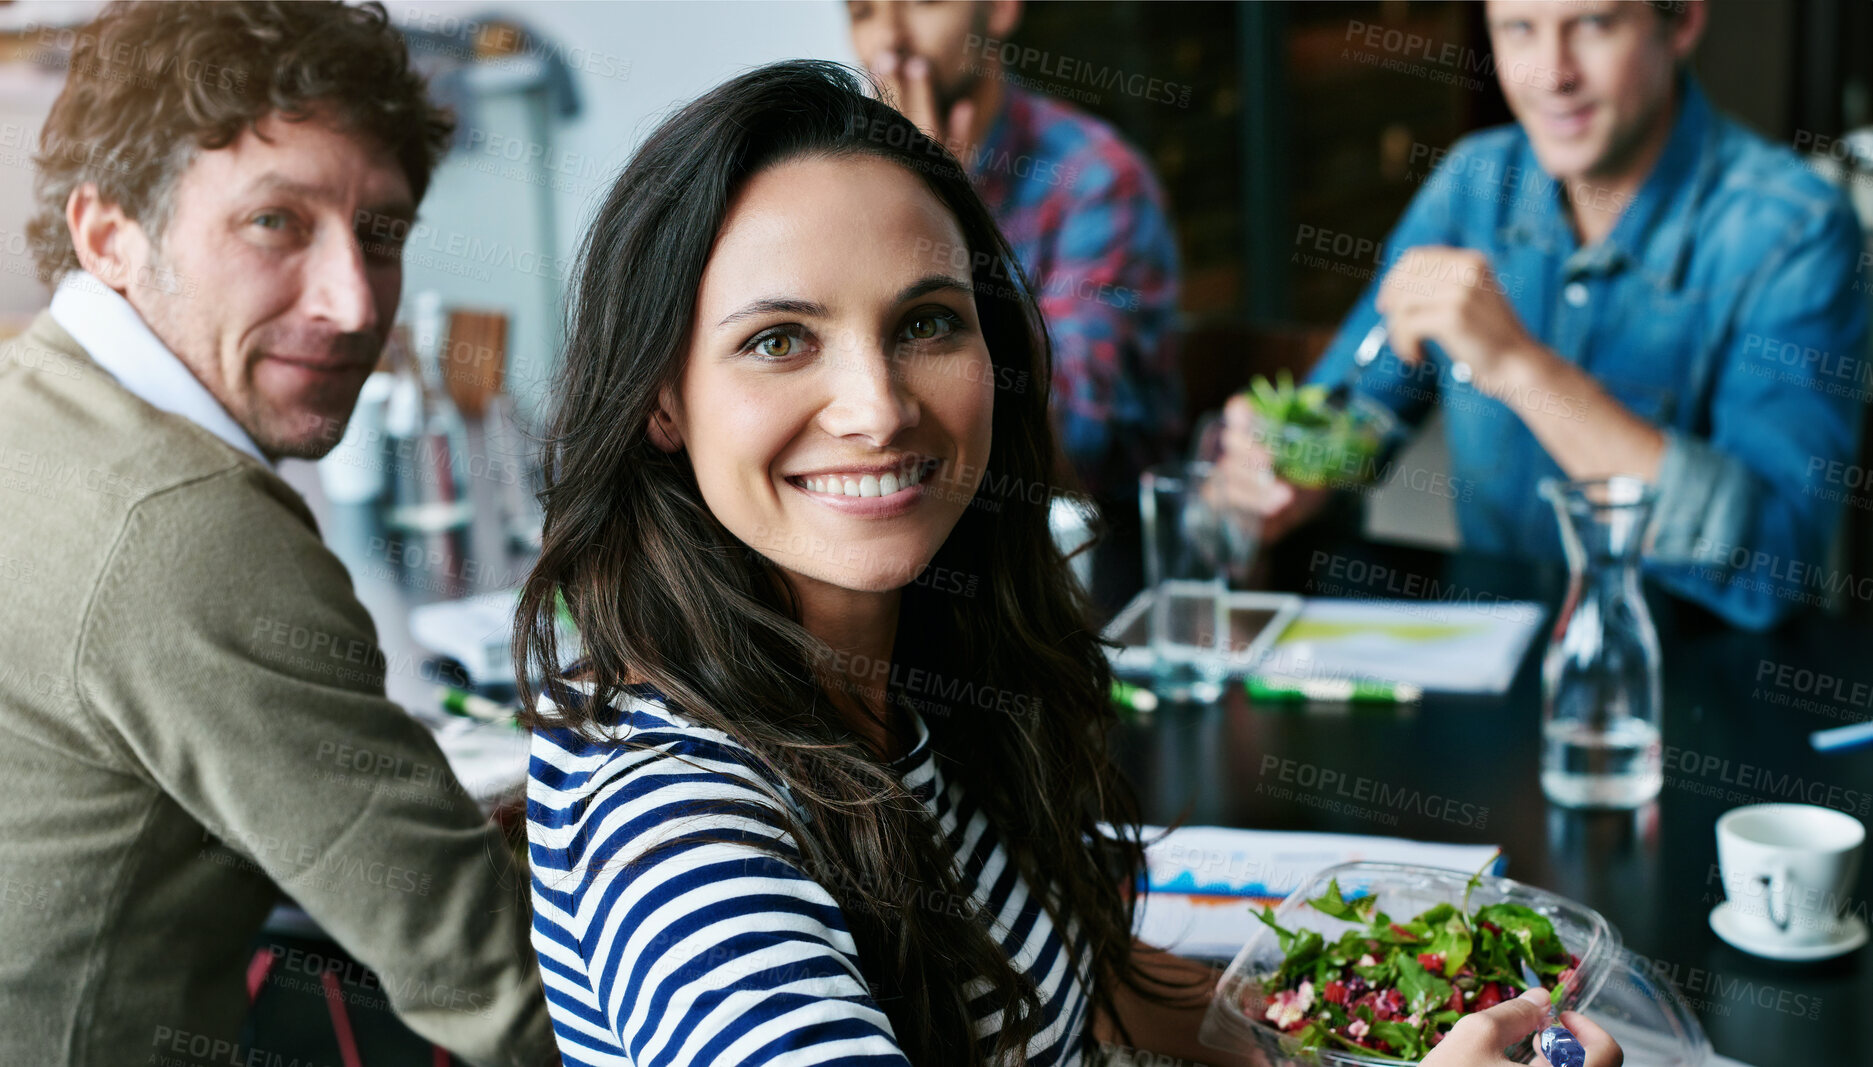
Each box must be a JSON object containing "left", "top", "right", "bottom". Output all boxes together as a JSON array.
[{"left": 1422, "top": 986, "right": 1623, "bottom": 1067}]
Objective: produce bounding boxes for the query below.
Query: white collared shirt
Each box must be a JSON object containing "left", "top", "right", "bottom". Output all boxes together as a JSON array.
[{"left": 48, "top": 270, "right": 271, "bottom": 467}]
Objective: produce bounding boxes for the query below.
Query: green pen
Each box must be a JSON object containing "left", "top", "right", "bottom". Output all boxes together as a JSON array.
[
  {"left": 1245, "top": 675, "right": 1422, "bottom": 704},
  {"left": 438, "top": 685, "right": 522, "bottom": 727},
  {"left": 1110, "top": 680, "right": 1160, "bottom": 715}
]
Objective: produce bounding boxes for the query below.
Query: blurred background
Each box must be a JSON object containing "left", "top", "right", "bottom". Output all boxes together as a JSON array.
[{"left": 2, "top": 0, "right": 1871, "bottom": 551}]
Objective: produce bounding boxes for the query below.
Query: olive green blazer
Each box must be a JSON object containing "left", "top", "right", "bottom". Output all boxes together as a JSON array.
[{"left": 0, "top": 313, "right": 553, "bottom": 1066}]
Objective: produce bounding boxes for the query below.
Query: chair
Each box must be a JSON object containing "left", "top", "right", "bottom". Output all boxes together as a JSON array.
[{"left": 246, "top": 936, "right": 454, "bottom": 1067}]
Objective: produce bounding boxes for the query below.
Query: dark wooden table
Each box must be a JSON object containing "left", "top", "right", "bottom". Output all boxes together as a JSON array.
[{"left": 1112, "top": 537, "right": 1873, "bottom": 1066}]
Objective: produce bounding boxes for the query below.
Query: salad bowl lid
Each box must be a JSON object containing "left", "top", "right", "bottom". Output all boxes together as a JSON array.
[
  {"left": 1199, "top": 860, "right": 1712, "bottom": 1066},
  {"left": 1576, "top": 948, "right": 1713, "bottom": 1067}
]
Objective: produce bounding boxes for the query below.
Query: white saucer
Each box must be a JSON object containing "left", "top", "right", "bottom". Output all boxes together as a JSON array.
[{"left": 1709, "top": 901, "right": 1869, "bottom": 961}]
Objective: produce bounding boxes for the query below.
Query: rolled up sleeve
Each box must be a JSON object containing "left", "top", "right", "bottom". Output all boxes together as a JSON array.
[
  {"left": 1650, "top": 430, "right": 1760, "bottom": 560},
  {"left": 1644, "top": 197, "right": 1869, "bottom": 630}
]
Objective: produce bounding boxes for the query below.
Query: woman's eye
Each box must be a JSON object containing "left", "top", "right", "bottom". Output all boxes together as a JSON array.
[
  {"left": 747, "top": 328, "right": 807, "bottom": 360},
  {"left": 901, "top": 311, "right": 958, "bottom": 342},
  {"left": 252, "top": 212, "right": 289, "bottom": 231}
]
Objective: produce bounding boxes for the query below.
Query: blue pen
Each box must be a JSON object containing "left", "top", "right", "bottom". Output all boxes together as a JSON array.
[
  {"left": 1519, "top": 960, "right": 1584, "bottom": 1067},
  {"left": 1811, "top": 719, "right": 1873, "bottom": 753}
]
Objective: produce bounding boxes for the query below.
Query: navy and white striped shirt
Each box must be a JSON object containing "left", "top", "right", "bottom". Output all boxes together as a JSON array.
[{"left": 527, "top": 685, "right": 1093, "bottom": 1067}]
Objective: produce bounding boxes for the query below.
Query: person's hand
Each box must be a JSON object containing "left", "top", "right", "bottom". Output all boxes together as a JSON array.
[
  {"left": 1210, "top": 394, "right": 1334, "bottom": 545},
  {"left": 869, "top": 51, "right": 975, "bottom": 157},
  {"left": 1537, "top": 1011, "right": 1621, "bottom": 1067},
  {"left": 1374, "top": 246, "right": 1550, "bottom": 400},
  {"left": 1422, "top": 986, "right": 1623, "bottom": 1067}
]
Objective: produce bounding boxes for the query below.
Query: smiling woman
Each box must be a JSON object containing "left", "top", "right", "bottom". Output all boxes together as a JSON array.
[
  {"left": 512, "top": 58, "right": 1624, "bottom": 1067},
  {"left": 513, "top": 60, "right": 1169, "bottom": 1066},
  {"left": 668, "top": 152, "right": 995, "bottom": 603}
]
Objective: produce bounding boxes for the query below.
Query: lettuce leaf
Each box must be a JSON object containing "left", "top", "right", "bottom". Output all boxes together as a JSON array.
[
  {"left": 1395, "top": 953, "right": 1453, "bottom": 1016},
  {"left": 1308, "top": 878, "right": 1377, "bottom": 923},
  {"left": 1426, "top": 913, "right": 1474, "bottom": 977},
  {"left": 1369, "top": 1020, "right": 1426, "bottom": 1061},
  {"left": 1474, "top": 903, "right": 1565, "bottom": 970}
]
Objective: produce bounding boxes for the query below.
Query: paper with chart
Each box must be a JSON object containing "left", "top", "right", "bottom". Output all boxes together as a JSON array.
[
  {"left": 1135, "top": 825, "right": 1503, "bottom": 959},
  {"left": 1255, "top": 597, "right": 1546, "bottom": 695}
]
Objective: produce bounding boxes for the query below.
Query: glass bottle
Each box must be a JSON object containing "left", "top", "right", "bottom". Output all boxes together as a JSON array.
[
  {"left": 1539, "top": 476, "right": 1664, "bottom": 809},
  {"left": 382, "top": 291, "right": 474, "bottom": 598}
]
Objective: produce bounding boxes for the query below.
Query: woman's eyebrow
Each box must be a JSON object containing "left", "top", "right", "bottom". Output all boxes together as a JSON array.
[
  {"left": 713, "top": 274, "right": 971, "bottom": 331},
  {"left": 894, "top": 274, "right": 973, "bottom": 304},
  {"left": 715, "top": 296, "right": 827, "bottom": 330}
]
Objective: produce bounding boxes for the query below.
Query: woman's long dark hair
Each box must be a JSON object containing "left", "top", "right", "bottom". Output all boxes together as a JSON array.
[{"left": 517, "top": 60, "right": 1161, "bottom": 1063}]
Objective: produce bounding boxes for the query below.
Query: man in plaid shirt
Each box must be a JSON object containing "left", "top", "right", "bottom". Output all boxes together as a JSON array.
[{"left": 849, "top": 2, "right": 1183, "bottom": 514}]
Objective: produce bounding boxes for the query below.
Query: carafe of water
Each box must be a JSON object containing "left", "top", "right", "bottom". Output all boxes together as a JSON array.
[{"left": 1539, "top": 476, "right": 1663, "bottom": 809}]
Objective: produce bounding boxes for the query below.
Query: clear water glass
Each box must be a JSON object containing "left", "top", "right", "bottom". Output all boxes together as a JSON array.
[
  {"left": 1540, "top": 476, "right": 1664, "bottom": 809},
  {"left": 1140, "top": 461, "right": 1259, "bottom": 702},
  {"left": 1049, "top": 493, "right": 1099, "bottom": 595}
]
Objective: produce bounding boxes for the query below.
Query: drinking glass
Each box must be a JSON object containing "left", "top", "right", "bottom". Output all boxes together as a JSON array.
[{"left": 1140, "top": 461, "right": 1260, "bottom": 701}]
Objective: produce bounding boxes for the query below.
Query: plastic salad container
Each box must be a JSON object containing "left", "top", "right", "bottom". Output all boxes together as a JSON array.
[
  {"left": 1238, "top": 372, "right": 1398, "bottom": 490},
  {"left": 1198, "top": 862, "right": 1712, "bottom": 1067},
  {"left": 1265, "top": 395, "right": 1396, "bottom": 490}
]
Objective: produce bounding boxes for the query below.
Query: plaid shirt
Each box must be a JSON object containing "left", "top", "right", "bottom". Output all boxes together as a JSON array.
[{"left": 967, "top": 86, "right": 1183, "bottom": 500}]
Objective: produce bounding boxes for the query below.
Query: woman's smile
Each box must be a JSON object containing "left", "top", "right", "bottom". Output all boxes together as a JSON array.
[
  {"left": 783, "top": 456, "right": 941, "bottom": 518},
  {"left": 786, "top": 456, "right": 938, "bottom": 496}
]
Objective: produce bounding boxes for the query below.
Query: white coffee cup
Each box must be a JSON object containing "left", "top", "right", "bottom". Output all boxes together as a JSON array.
[{"left": 1715, "top": 803, "right": 1864, "bottom": 946}]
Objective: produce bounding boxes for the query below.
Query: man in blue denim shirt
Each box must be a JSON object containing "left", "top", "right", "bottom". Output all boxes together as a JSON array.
[{"left": 1220, "top": 0, "right": 1867, "bottom": 630}]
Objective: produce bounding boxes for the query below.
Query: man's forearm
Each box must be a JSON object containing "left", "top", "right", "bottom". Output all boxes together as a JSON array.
[{"left": 1497, "top": 345, "right": 1666, "bottom": 482}]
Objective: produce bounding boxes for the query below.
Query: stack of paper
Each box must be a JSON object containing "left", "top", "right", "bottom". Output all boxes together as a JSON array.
[
  {"left": 1255, "top": 598, "right": 1546, "bottom": 695},
  {"left": 1135, "top": 825, "right": 1503, "bottom": 959},
  {"left": 409, "top": 589, "right": 521, "bottom": 686}
]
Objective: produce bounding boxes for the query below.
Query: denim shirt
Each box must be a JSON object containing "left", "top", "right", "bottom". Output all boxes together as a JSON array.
[{"left": 1309, "top": 79, "right": 1869, "bottom": 630}]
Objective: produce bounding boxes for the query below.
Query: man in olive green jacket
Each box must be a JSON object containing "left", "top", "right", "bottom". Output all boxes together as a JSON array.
[{"left": 0, "top": 3, "right": 554, "bottom": 1064}]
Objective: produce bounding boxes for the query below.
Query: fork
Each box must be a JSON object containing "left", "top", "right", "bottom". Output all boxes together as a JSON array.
[
  {"left": 1323, "top": 323, "right": 1474, "bottom": 413},
  {"left": 1518, "top": 959, "right": 1585, "bottom": 1067}
]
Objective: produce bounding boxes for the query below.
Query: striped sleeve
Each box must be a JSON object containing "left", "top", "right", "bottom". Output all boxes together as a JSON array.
[{"left": 529, "top": 716, "right": 912, "bottom": 1067}]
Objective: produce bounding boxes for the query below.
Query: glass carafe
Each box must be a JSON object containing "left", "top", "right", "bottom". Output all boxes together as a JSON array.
[{"left": 1539, "top": 476, "right": 1663, "bottom": 809}]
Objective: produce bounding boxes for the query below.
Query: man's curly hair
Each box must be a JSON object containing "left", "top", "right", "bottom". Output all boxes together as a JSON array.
[{"left": 28, "top": 0, "right": 453, "bottom": 283}]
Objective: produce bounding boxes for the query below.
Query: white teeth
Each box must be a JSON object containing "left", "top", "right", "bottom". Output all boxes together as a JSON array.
[{"left": 795, "top": 461, "right": 934, "bottom": 496}]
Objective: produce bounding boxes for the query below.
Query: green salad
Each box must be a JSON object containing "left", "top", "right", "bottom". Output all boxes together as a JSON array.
[
  {"left": 1248, "top": 862, "right": 1579, "bottom": 1061},
  {"left": 1242, "top": 371, "right": 1387, "bottom": 490}
]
